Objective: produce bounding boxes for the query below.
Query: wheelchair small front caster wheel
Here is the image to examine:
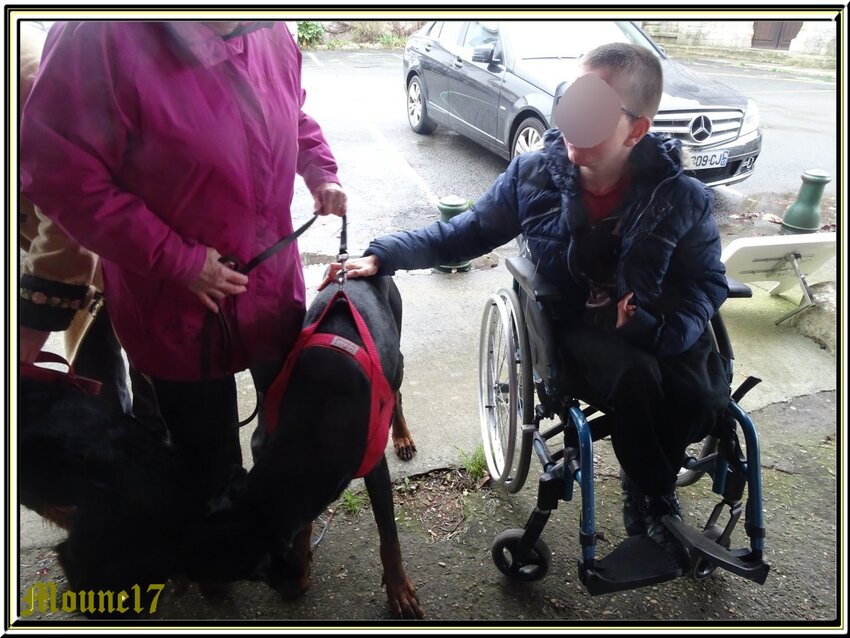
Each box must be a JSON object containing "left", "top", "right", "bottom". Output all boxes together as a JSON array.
[
  {"left": 689, "top": 525, "right": 729, "bottom": 580},
  {"left": 690, "top": 555, "right": 719, "bottom": 580},
  {"left": 491, "top": 528, "right": 551, "bottom": 582}
]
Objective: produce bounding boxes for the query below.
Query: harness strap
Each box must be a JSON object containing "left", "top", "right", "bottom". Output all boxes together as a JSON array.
[
  {"left": 20, "top": 351, "right": 102, "bottom": 396},
  {"left": 263, "top": 290, "right": 395, "bottom": 478}
]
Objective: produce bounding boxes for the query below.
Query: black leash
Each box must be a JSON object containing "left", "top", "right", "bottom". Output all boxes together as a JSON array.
[
  {"left": 335, "top": 213, "right": 348, "bottom": 288},
  {"left": 201, "top": 213, "right": 351, "bottom": 429},
  {"left": 238, "top": 214, "right": 319, "bottom": 277},
  {"left": 201, "top": 214, "right": 319, "bottom": 427}
]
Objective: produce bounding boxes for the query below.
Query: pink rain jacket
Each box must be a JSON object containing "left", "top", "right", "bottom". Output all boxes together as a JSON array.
[{"left": 20, "top": 21, "right": 340, "bottom": 380}]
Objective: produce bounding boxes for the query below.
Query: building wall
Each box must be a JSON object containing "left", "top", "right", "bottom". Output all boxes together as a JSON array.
[
  {"left": 788, "top": 22, "right": 836, "bottom": 56},
  {"left": 640, "top": 21, "right": 835, "bottom": 56}
]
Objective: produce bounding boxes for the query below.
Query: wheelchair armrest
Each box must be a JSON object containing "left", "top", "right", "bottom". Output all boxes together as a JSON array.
[
  {"left": 506, "top": 256, "right": 562, "bottom": 302},
  {"left": 726, "top": 276, "right": 752, "bottom": 299}
]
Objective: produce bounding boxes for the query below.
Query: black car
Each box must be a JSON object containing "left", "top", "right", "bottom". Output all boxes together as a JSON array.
[{"left": 403, "top": 20, "right": 761, "bottom": 187}]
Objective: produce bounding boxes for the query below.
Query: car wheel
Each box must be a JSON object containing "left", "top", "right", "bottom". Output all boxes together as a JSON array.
[
  {"left": 512, "top": 117, "right": 546, "bottom": 158},
  {"left": 407, "top": 75, "right": 438, "bottom": 135}
]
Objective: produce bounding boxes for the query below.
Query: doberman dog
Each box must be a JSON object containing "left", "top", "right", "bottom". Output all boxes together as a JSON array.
[
  {"left": 18, "top": 276, "right": 421, "bottom": 618},
  {"left": 182, "top": 276, "right": 423, "bottom": 618}
]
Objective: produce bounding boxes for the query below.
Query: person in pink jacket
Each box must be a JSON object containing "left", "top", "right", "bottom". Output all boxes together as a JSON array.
[{"left": 20, "top": 20, "right": 347, "bottom": 501}]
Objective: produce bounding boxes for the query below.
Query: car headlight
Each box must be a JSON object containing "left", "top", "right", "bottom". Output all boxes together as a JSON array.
[{"left": 740, "top": 99, "right": 760, "bottom": 136}]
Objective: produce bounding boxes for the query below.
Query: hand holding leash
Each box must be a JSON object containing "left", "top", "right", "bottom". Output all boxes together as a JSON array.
[
  {"left": 312, "top": 182, "right": 347, "bottom": 217},
  {"left": 187, "top": 246, "right": 248, "bottom": 313}
]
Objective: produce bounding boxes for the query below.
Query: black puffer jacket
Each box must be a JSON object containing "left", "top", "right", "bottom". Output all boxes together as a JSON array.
[{"left": 366, "top": 129, "right": 728, "bottom": 356}]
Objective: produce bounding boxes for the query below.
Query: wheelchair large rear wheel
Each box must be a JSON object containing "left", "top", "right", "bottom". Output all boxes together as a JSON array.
[
  {"left": 479, "top": 289, "right": 534, "bottom": 492},
  {"left": 677, "top": 318, "right": 726, "bottom": 488}
]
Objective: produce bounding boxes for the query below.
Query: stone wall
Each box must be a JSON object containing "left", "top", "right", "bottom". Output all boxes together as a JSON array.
[
  {"left": 640, "top": 20, "right": 836, "bottom": 56},
  {"left": 788, "top": 22, "right": 836, "bottom": 56}
]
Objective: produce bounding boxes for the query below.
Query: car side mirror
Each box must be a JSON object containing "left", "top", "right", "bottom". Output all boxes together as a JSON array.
[
  {"left": 472, "top": 44, "right": 496, "bottom": 64},
  {"left": 552, "top": 80, "right": 570, "bottom": 112}
]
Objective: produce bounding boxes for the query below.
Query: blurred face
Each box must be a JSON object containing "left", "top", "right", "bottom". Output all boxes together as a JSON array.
[{"left": 554, "top": 66, "right": 649, "bottom": 169}]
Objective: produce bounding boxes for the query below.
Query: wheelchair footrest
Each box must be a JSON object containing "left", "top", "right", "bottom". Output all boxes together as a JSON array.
[
  {"left": 579, "top": 535, "right": 683, "bottom": 595},
  {"left": 664, "top": 515, "right": 770, "bottom": 584}
]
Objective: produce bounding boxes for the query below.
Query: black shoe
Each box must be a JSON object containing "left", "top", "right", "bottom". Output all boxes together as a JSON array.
[
  {"left": 643, "top": 492, "right": 689, "bottom": 570},
  {"left": 620, "top": 468, "right": 646, "bottom": 537}
]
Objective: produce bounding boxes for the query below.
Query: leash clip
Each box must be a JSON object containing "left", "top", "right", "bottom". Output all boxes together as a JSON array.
[
  {"left": 336, "top": 214, "right": 349, "bottom": 290},
  {"left": 336, "top": 251, "right": 348, "bottom": 289}
]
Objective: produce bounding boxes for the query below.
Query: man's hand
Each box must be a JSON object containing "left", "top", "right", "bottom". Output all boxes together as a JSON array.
[
  {"left": 187, "top": 246, "right": 249, "bottom": 313},
  {"left": 313, "top": 182, "right": 347, "bottom": 217},
  {"left": 616, "top": 291, "right": 636, "bottom": 328},
  {"left": 20, "top": 326, "right": 51, "bottom": 364},
  {"left": 318, "top": 255, "right": 380, "bottom": 291}
]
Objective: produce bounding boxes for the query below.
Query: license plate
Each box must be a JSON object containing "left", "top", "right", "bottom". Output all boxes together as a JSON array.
[{"left": 688, "top": 149, "right": 729, "bottom": 169}]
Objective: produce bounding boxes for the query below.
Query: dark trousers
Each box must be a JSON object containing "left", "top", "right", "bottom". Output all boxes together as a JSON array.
[
  {"left": 559, "top": 322, "right": 729, "bottom": 495},
  {"left": 150, "top": 361, "right": 282, "bottom": 502},
  {"left": 73, "top": 306, "right": 165, "bottom": 435}
]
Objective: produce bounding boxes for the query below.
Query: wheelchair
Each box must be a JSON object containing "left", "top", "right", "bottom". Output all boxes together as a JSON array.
[{"left": 478, "top": 254, "right": 770, "bottom": 594}]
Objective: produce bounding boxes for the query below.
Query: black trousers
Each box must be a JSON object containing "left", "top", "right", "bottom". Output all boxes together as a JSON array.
[
  {"left": 150, "top": 361, "right": 281, "bottom": 502},
  {"left": 559, "top": 320, "right": 729, "bottom": 496}
]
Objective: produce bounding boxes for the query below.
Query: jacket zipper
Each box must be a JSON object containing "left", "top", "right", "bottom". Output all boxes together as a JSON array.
[{"left": 616, "top": 173, "right": 678, "bottom": 296}]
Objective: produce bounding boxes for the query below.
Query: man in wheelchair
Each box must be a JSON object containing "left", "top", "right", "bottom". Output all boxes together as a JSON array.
[{"left": 332, "top": 43, "right": 735, "bottom": 572}]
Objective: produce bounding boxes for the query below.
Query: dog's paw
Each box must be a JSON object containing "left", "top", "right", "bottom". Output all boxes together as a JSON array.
[
  {"left": 392, "top": 437, "right": 417, "bottom": 462},
  {"left": 384, "top": 574, "right": 424, "bottom": 619}
]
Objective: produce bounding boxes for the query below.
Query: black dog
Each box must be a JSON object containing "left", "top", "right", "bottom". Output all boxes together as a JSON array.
[
  {"left": 18, "top": 375, "right": 203, "bottom": 613},
  {"left": 182, "top": 276, "right": 423, "bottom": 618},
  {"left": 19, "top": 276, "right": 421, "bottom": 618}
]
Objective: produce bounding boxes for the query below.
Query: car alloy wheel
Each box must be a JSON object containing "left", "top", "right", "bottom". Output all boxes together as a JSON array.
[
  {"left": 406, "top": 76, "right": 437, "bottom": 135},
  {"left": 512, "top": 117, "right": 545, "bottom": 158}
]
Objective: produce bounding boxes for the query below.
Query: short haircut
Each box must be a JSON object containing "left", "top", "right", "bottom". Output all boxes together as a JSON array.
[{"left": 581, "top": 42, "right": 663, "bottom": 120}]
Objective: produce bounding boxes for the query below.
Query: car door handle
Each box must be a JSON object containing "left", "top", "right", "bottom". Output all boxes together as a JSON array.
[
  {"left": 452, "top": 56, "right": 463, "bottom": 69},
  {"left": 424, "top": 43, "right": 432, "bottom": 52}
]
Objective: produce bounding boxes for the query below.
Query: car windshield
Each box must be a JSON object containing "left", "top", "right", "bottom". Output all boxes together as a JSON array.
[{"left": 504, "top": 21, "right": 658, "bottom": 60}]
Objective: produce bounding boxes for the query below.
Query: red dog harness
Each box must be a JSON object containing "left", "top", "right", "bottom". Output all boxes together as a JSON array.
[
  {"left": 263, "top": 290, "right": 395, "bottom": 478},
  {"left": 19, "top": 351, "right": 102, "bottom": 395}
]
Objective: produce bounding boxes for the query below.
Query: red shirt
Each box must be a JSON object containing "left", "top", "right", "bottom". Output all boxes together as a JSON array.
[{"left": 581, "top": 172, "right": 631, "bottom": 226}]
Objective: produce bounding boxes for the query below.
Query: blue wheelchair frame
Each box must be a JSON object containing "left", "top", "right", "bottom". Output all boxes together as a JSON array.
[{"left": 484, "top": 255, "right": 769, "bottom": 594}]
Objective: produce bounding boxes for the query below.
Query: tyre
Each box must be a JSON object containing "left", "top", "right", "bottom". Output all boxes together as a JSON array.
[
  {"left": 491, "top": 529, "right": 551, "bottom": 582},
  {"left": 406, "top": 75, "right": 437, "bottom": 135},
  {"left": 511, "top": 116, "right": 546, "bottom": 158},
  {"left": 478, "top": 289, "right": 533, "bottom": 493},
  {"left": 676, "top": 434, "right": 719, "bottom": 487},
  {"left": 688, "top": 525, "right": 727, "bottom": 580},
  {"left": 676, "top": 319, "right": 725, "bottom": 488}
]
